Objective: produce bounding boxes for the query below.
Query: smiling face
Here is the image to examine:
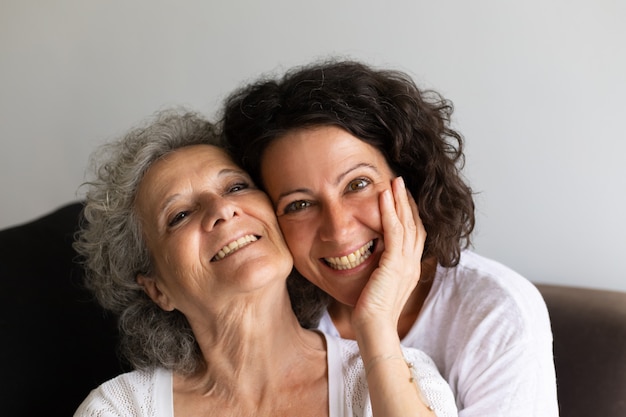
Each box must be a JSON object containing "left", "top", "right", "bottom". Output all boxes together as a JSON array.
[
  {"left": 135, "top": 144, "right": 293, "bottom": 319},
  {"left": 260, "top": 126, "right": 397, "bottom": 306}
]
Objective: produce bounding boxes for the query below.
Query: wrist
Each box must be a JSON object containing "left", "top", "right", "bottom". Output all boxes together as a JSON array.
[
  {"left": 355, "top": 324, "right": 402, "bottom": 361},
  {"left": 352, "top": 312, "right": 398, "bottom": 337}
]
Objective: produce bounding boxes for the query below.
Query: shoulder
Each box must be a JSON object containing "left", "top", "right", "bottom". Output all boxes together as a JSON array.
[
  {"left": 428, "top": 251, "right": 550, "bottom": 346},
  {"left": 441, "top": 251, "right": 538, "bottom": 295},
  {"left": 97, "top": 368, "right": 160, "bottom": 395},
  {"left": 415, "top": 252, "right": 557, "bottom": 413},
  {"left": 437, "top": 251, "right": 546, "bottom": 317},
  {"left": 73, "top": 368, "right": 169, "bottom": 417}
]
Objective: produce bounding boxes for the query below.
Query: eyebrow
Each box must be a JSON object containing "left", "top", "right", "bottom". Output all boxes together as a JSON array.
[
  {"left": 275, "top": 162, "right": 379, "bottom": 203},
  {"left": 157, "top": 167, "right": 247, "bottom": 218}
]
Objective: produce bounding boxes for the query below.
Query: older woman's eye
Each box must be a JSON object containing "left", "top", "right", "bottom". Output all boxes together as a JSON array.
[
  {"left": 227, "top": 182, "right": 250, "bottom": 193},
  {"left": 347, "top": 178, "right": 370, "bottom": 191},
  {"left": 168, "top": 211, "right": 189, "bottom": 227},
  {"left": 284, "top": 200, "right": 311, "bottom": 214}
]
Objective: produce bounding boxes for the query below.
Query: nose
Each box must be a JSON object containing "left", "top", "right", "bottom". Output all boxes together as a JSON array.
[
  {"left": 318, "top": 201, "right": 354, "bottom": 243},
  {"left": 201, "top": 194, "right": 239, "bottom": 231}
]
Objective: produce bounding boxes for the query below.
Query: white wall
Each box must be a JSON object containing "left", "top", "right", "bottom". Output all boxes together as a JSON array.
[{"left": 1, "top": 0, "right": 624, "bottom": 291}]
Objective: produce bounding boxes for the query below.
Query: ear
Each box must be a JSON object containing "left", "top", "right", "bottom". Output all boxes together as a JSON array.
[{"left": 136, "top": 273, "right": 175, "bottom": 312}]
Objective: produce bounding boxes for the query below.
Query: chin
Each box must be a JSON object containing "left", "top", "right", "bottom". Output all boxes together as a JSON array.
[{"left": 328, "top": 285, "right": 366, "bottom": 308}]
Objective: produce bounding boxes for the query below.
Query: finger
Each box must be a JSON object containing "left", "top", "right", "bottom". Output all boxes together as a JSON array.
[
  {"left": 406, "top": 191, "right": 426, "bottom": 249},
  {"left": 391, "top": 177, "right": 418, "bottom": 252},
  {"left": 379, "top": 188, "right": 403, "bottom": 257},
  {"left": 391, "top": 176, "right": 412, "bottom": 227}
]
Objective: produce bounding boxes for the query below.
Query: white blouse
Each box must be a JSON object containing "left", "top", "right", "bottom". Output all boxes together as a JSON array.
[{"left": 74, "top": 333, "right": 457, "bottom": 417}]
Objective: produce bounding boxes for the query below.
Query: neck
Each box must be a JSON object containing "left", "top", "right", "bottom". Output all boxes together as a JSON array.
[{"left": 180, "top": 287, "right": 326, "bottom": 397}]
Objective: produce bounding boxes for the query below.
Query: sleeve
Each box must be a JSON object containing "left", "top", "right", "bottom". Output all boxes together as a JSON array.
[
  {"left": 451, "top": 282, "right": 559, "bottom": 417},
  {"left": 403, "top": 347, "right": 459, "bottom": 417},
  {"left": 455, "top": 341, "right": 557, "bottom": 417},
  {"left": 341, "top": 338, "right": 458, "bottom": 417}
]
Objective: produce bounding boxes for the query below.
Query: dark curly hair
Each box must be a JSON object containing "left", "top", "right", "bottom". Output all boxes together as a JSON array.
[{"left": 220, "top": 59, "right": 475, "bottom": 267}]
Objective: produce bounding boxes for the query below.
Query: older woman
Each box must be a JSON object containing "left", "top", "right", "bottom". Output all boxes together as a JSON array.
[
  {"left": 221, "top": 60, "right": 559, "bottom": 416},
  {"left": 73, "top": 109, "right": 456, "bottom": 417}
]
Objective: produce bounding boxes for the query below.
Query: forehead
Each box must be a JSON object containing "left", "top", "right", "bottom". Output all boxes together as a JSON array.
[
  {"left": 268, "top": 126, "right": 386, "bottom": 163},
  {"left": 263, "top": 126, "right": 390, "bottom": 172},
  {"left": 142, "top": 144, "right": 233, "bottom": 183},
  {"left": 136, "top": 144, "right": 236, "bottom": 205}
]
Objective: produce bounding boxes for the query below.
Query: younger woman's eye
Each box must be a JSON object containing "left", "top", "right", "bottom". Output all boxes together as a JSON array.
[
  {"left": 168, "top": 211, "right": 189, "bottom": 227},
  {"left": 283, "top": 200, "right": 311, "bottom": 214},
  {"left": 347, "top": 178, "right": 370, "bottom": 191}
]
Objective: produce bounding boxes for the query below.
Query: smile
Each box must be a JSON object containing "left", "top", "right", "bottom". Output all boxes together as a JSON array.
[
  {"left": 324, "top": 240, "right": 375, "bottom": 270},
  {"left": 212, "top": 235, "right": 258, "bottom": 261}
]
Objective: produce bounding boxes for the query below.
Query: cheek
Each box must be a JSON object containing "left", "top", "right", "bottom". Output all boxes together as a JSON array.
[
  {"left": 277, "top": 219, "right": 312, "bottom": 259},
  {"left": 354, "top": 195, "right": 384, "bottom": 232}
]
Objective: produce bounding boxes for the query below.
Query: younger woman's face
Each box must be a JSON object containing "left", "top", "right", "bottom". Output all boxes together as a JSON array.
[{"left": 260, "top": 126, "right": 396, "bottom": 306}]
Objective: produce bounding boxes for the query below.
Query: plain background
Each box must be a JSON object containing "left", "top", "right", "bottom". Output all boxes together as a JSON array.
[{"left": 1, "top": 0, "right": 624, "bottom": 291}]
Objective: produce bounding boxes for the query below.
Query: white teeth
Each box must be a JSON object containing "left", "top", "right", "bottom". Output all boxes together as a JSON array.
[
  {"left": 212, "top": 235, "right": 258, "bottom": 261},
  {"left": 324, "top": 241, "right": 374, "bottom": 270}
]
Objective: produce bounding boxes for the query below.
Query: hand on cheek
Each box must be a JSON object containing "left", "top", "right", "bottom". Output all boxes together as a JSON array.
[{"left": 351, "top": 176, "right": 426, "bottom": 332}]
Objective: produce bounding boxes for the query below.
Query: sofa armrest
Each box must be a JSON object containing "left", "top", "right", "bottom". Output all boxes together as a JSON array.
[{"left": 535, "top": 283, "right": 626, "bottom": 417}]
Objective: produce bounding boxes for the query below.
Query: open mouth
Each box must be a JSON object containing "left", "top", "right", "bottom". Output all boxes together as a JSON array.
[
  {"left": 211, "top": 235, "right": 259, "bottom": 262},
  {"left": 323, "top": 240, "right": 376, "bottom": 270}
]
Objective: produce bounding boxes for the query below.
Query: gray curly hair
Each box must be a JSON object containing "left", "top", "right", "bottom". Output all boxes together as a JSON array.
[
  {"left": 75, "top": 108, "right": 329, "bottom": 375},
  {"left": 75, "top": 109, "right": 219, "bottom": 374}
]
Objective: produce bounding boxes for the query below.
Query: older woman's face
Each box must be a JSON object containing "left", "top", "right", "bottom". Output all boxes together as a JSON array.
[
  {"left": 260, "top": 126, "right": 396, "bottom": 307},
  {"left": 135, "top": 144, "right": 292, "bottom": 316}
]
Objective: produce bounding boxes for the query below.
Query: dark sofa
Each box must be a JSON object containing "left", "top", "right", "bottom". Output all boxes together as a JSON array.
[
  {"left": 1, "top": 202, "right": 625, "bottom": 416},
  {"left": 0, "top": 202, "right": 128, "bottom": 417}
]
